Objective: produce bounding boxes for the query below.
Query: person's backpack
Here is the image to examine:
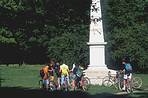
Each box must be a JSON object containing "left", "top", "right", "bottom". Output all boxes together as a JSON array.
[
  {"left": 125, "top": 63, "right": 132, "bottom": 72},
  {"left": 73, "top": 67, "right": 78, "bottom": 74}
]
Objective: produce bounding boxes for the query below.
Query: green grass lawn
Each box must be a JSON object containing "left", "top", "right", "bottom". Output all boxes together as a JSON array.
[
  {"left": 0, "top": 64, "right": 42, "bottom": 88},
  {"left": 132, "top": 73, "right": 148, "bottom": 90},
  {"left": 0, "top": 64, "right": 148, "bottom": 95}
]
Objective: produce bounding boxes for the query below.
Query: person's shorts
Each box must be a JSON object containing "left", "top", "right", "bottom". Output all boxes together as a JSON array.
[
  {"left": 124, "top": 73, "right": 132, "bottom": 80},
  {"left": 43, "top": 79, "right": 49, "bottom": 85}
]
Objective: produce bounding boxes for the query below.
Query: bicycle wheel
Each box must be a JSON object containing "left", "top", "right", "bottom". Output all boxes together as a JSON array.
[
  {"left": 84, "top": 77, "right": 91, "bottom": 85},
  {"left": 81, "top": 77, "right": 89, "bottom": 91},
  {"left": 118, "top": 78, "right": 124, "bottom": 91},
  {"left": 49, "top": 81, "right": 56, "bottom": 91},
  {"left": 102, "top": 76, "right": 110, "bottom": 82},
  {"left": 103, "top": 80, "right": 113, "bottom": 87},
  {"left": 132, "top": 77, "right": 142, "bottom": 89},
  {"left": 113, "top": 80, "right": 119, "bottom": 89}
]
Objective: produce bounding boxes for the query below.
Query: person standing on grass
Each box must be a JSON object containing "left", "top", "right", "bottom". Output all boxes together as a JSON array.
[
  {"left": 40, "top": 63, "right": 50, "bottom": 90},
  {"left": 60, "top": 63, "right": 70, "bottom": 88},
  {"left": 121, "top": 59, "right": 133, "bottom": 90},
  {"left": 39, "top": 59, "right": 55, "bottom": 90}
]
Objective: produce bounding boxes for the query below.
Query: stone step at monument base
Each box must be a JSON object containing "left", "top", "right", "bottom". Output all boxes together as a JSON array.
[{"left": 83, "top": 66, "right": 116, "bottom": 85}]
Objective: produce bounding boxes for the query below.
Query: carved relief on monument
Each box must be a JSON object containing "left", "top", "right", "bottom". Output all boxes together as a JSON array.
[
  {"left": 90, "top": 0, "right": 103, "bottom": 41},
  {"left": 91, "top": 1, "right": 100, "bottom": 12}
]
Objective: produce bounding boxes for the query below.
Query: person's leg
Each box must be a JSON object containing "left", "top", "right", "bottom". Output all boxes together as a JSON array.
[
  {"left": 45, "top": 79, "right": 49, "bottom": 90},
  {"left": 42, "top": 79, "right": 45, "bottom": 89},
  {"left": 61, "top": 75, "right": 65, "bottom": 86},
  {"left": 80, "top": 76, "right": 83, "bottom": 86},
  {"left": 57, "top": 77, "right": 61, "bottom": 89},
  {"left": 122, "top": 74, "right": 127, "bottom": 90},
  {"left": 71, "top": 79, "right": 75, "bottom": 90},
  {"left": 70, "top": 74, "right": 74, "bottom": 90},
  {"left": 127, "top": 73, "right": 132, "bottom": 90},
  {"left": 128, "top": 73, "right": 132, "bottom": 81},
  {"left": 72, "top": 74, "right": 76, "bottom": 90},
  {"left": 66, "top": 75, "right": 70, "bottom": 86},
  {"left": 78, "top": 76, "right": 82, "bottom": 87}
]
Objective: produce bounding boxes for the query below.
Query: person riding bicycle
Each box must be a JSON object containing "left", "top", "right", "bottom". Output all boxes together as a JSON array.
[
  {"left": 72, "top": 64, "right": 84, "bottom": 89},
  {"left": 121, "top": 59, "right": 133, "bottom": 90},
  {"left": 60, "top": 63, "right": 70, "bottom": 88}
]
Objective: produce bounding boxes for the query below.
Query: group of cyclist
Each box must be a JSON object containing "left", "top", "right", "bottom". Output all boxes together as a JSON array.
[
  {"left": 40, "top": 56, "right": 133, "bottom": 92},
  {"left": 39, "top": 59, "right": 84, "bottom": 91}
]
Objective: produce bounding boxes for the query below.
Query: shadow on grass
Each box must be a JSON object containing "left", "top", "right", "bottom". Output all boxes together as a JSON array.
[
  {"left": 130, "top": 89, "right": 148, "bottom": 98},
  {"left": 0, "top": 78, "right": 5, "bottom": 87},
  {"left": 0, "top": 87, "right": 147, "bottom": 98}
]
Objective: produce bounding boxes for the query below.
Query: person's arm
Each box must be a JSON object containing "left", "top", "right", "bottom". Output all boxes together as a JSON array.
[
  {"left": 49, "top": 67, "right": 54, "bottom": 72},
  {"left": 121, "top": 66, "right": 125, "bottom": 74},
  {"left": 71, "top": 64, "right": 75, "bottom": 72},
  {"left": 59, "top": 66, "right": 62, "bottom": 73}
]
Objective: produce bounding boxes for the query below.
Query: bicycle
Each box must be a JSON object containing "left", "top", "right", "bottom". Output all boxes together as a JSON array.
[
  {"left": 69, "top": 71, "right": 90, "bottom": 91},
  {"left": 74, "top": 72, "right": 90, "bottom": 91},
  {"left": 119, "top": 77, "right": 133, "bottom": 93},
  {"left": 118, "top": 76, "right": 142, "bottom": 92},
  {"left": 39, "top": 78, "right": 56, "bottom": 91},
  {"left": 102, "top": 71, "right": 121, "bottom": 89},
  {"left": 80, "top": 74, "right": 90, "bottom": 91}
]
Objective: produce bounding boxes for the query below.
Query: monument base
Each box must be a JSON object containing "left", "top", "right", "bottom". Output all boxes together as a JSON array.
[{"left": 83, "top": 66, "right": 116, "bottom": 85}]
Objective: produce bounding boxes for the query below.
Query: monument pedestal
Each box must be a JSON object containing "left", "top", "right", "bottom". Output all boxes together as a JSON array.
[
  {"left": 86, "top": 42, "right": 116, "bottom": 85},
  {"left": 84, "top": 66, "right": 116, "bottom": 85}
]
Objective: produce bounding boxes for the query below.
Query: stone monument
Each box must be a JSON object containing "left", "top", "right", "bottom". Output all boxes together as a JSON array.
[{"left": 84, "top": 0, "right": 116, "bottom": 85}]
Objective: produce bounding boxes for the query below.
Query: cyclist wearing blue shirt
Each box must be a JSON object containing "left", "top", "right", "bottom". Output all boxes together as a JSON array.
[{"left": 122, "top": 60, "right": 133, "bottom": 90}]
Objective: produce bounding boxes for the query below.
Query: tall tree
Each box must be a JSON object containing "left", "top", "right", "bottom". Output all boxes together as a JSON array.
[
  {"left": 0, "top": 0, "right": 91, "bottom": 65},
  {"left": 106, "top": 0, "right": 148, "bottom": 72}
]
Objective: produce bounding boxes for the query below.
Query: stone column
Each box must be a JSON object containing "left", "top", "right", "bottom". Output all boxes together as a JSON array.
[{"left": 84, "top": 0, "right": 116, "bottom": 85}]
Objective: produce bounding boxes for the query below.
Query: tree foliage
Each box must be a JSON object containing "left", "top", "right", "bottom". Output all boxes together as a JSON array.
[
  {"left": 106, "top": 0, "right": 148, "bottom": 72},
  {"left": 0, "top": 0, "right": 147, "bottom": 72},
  {"left": 0, "top": 0, "right": 90, "bottom": 67},
  {"left": 47, "top": 25, "right": 89, "bottom": 66}
]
